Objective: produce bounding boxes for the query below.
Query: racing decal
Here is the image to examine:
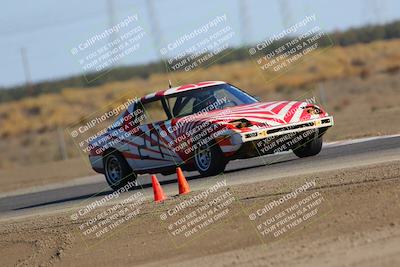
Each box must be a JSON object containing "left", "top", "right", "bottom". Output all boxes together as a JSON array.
[{"left": 88, "top": 81, "right": 330, "bottom": 173}]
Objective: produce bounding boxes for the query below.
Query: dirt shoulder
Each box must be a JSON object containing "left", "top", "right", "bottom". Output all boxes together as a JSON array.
[
  {"left": 2, "top": 72, "right": 400, "bottom": 195},
  {"left": 0, "top": 160, "right": 399, "bottom": 266},
  {"left": 0, "top": 158, "right": 95, "bottom": 194}
]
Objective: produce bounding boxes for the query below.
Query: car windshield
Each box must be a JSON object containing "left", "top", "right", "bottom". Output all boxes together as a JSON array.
[{"left": 166, "top": 84, "right": 258, "bottom": 118}]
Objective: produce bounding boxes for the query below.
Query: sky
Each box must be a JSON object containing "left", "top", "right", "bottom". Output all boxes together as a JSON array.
[{"left": 1, "top": 0, "right": 399, "bottom": 87}]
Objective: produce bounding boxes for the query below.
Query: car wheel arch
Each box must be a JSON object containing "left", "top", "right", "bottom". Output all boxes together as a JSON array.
[
  {"left": 102, "top": 148, "right": 132, "bottom": 171},
  {"left": 193, "top": 138, "right": 228, "bottom": 176}
]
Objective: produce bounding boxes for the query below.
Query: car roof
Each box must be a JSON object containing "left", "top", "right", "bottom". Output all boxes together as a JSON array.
[{"left": 140, "top": 81, "right": 226, "bottom": 103}]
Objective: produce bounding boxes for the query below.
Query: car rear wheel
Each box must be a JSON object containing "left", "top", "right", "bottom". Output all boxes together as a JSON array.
[
  {"left": 293, "top": 136, "right": 323, "bottom": 158},
  {"left": 104, "top": 152, "right": 137, "bottom": 190},
  {"left": 194, "top": 141, "right": 227, "bottom": 176}
]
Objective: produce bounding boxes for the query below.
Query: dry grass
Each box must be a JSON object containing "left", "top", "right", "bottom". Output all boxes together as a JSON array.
[{"left": 0, "top": 39, "right": 400, "bottom": 170}]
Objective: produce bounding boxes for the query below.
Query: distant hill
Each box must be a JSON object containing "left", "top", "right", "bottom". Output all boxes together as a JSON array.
[
  {"left": 0, "top": 37, "right": 400, "bottom": 168},
  {"left": 1, "top": 20, "right": 400, "bottom": 103}
]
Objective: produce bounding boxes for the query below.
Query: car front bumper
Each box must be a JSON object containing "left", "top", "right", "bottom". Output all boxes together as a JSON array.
[{"left": 230, "top": 116, "right": 334, "bottom": 144}]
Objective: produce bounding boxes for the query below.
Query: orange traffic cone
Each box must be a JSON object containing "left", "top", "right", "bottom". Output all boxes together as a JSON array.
[
  {"left": 151, "top": 175, "right": 166, "bottom": 202},
  {"left": 177, "top": 167, "right": 190, "bottom": 195}
]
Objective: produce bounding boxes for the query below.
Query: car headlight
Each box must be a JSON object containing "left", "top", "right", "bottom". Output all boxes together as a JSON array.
[
  {"left": 229, "top": 118, "right": 253, "bottom": 129},
  {"left": 302, "top": 105, "right": 321, "bottom": 115}
]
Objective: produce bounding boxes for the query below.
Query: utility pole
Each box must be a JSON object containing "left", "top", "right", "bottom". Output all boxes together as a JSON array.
[
  {"left": 239, "top": 0, "right": 251, "bottom": 45},
  {"left": 146, "top": 0, "right": 164, "bottom": 59},
  {"left": 58, "top": 127, "right": 68, "bottom": 160},
  {"left": 20, "top": 47, "right": 33, "bottom": 95},
  {"left": 278, "top": 0, "right": 292, "bottom": 29},
  {"left": 107, "top": 0, "right": 118, "bottom": 66},
  {"left": 366, "top": 0, "right": 386, "bottom": 24},
  {"left": 318, "top": 83, "right": 327, "bottom": 106}
]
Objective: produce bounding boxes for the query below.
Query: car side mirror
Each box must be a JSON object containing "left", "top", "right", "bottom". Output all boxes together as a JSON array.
[{"left": 254, "top": 96, "right": 261, "bottom": 101}]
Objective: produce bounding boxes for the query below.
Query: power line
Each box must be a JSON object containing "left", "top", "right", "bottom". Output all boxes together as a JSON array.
[
  {"left": 1, "top": 11, "right": 105, "bottom": 37},
  {"left": 1, "top": 3, "right": 132, "bottom": 37}
]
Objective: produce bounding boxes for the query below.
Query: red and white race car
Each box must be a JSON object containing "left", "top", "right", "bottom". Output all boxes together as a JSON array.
[{"left": 88, "top": 81, "right": 334, "bottom": 190}]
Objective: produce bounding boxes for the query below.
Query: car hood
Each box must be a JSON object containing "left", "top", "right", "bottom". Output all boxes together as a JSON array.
[{"left": 176, "top": 101, "right": 329, "bottom": 130}]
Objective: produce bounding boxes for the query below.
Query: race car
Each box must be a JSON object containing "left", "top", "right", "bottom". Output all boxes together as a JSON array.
[{"left": 88, "top": 81, "right": 334, "bottom": 190}]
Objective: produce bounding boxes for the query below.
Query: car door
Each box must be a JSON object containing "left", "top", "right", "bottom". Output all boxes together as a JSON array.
[{"left": 127, "top": 99, "right": 179, "bottom": 170}]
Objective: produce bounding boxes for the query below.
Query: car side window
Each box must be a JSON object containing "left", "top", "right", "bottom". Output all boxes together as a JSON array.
[
  {"left": 140, "top": 100, "right": 168, "bottom": 124},
  {"left": 172, "top": 96, "right": 196, "bottom": 117},
  {"left": 131, "top": 103, "right": 146, "bottom": 126}
]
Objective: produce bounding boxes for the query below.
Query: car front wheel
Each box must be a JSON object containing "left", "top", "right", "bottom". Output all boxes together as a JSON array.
[
  {"left": 293, "top": 136, "right": 323, "bottom": 158},
  {"left": 104, "top": 152, "right": 137, "bottom": 190},
  {"left": 194, "top": 141, "right": 227, "bottom": 176}
]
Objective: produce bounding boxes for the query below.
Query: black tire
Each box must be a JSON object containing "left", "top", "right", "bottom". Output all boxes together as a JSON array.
[
  {"left": 194, "top": 140, "right": 228, "bottom": 176},
  {"left": 293, "top": 136, "right": 323, "bottom": 158},
  {"left": 104, "top": 151, "right": 137, "bottom": 190},
  {"left": 160, "top": 169, "right": 175, "bottom": 176}
]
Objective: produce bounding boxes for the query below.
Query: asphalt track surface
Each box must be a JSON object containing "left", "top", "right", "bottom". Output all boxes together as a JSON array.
[{"left": 0, "top": 135, "right": 399, "bottom": 219}]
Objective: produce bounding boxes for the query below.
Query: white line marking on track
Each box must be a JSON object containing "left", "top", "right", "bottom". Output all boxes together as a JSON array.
[
  {"left": 324, "top": 134, "right": 400, "bottom": 148},
  {"left": 0, "top": 134, "right": 398, "bottom": 198}
]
